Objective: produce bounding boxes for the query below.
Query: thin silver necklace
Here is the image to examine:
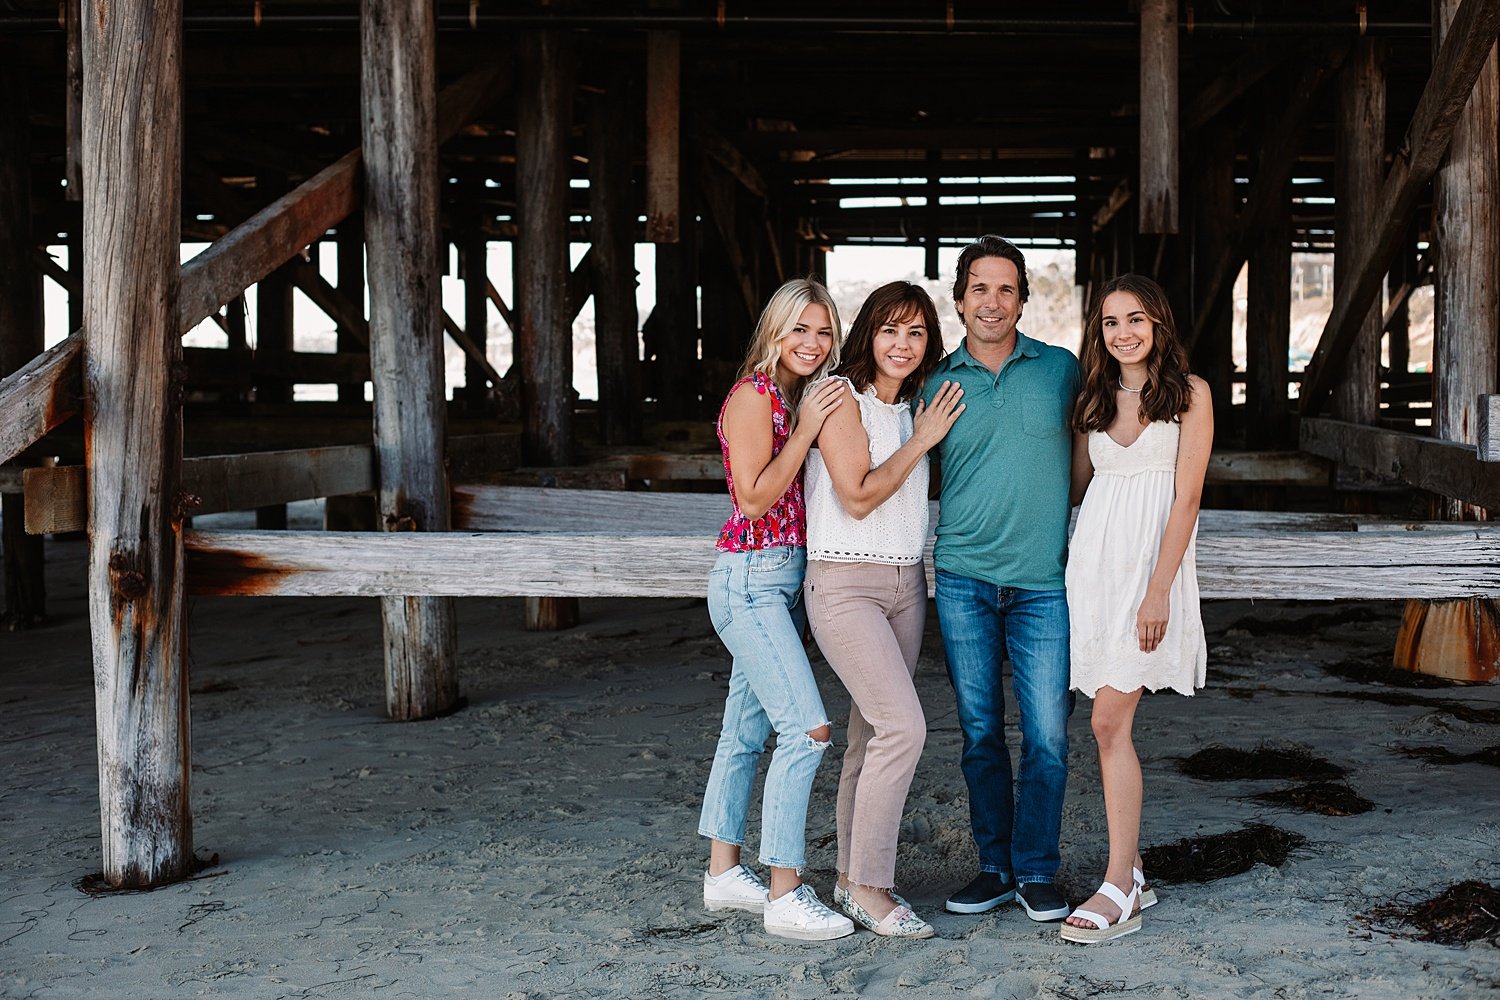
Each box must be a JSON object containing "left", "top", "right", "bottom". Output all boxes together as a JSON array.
[{"left": 1118, "top": 377, "right": 1143, "bottom": 393}]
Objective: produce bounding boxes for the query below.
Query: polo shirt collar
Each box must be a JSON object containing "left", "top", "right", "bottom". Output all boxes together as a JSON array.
[{"left": 948, "top": 332, "right": 1040, "bottom": 370}]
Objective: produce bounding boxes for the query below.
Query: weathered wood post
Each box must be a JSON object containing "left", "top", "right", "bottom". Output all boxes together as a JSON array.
[
  {"left": 461, "top": 182, "right": 490, "bottom": 415},
  {"left": 0, "top": 53, "right": 46, "bottom": 629},
  {"left": 516, "top": 29, "right": 576, "bottom": 466},
  {"left": 1192, "top": 123, "right": 1235, "bottom": 431},
  {"left": 335, "top": 219, "right": 365, "bottom": 404},
  {"left": 1331, "top": 38, "right": 1387, "bottom": 429},
  {"left": 254, "top": 176, "right": 294, "bottom": 530},
  {"left": 82, "top": 0, "right": 193, "bottom": 887},
  {"left": 361, "top": 0, "right": 459, "bottom": 717},
  {"left": 1396, "top": 0, "right": 1500, "bottom": 681},
  {"left": 1245, "top": 186, "right": 1292, "bottom": 450},
  {"left": 587, "top": 69, "right": 641, "bottom": 446},
  {"left": 517, "top": 28, "right": 580, "bottom": 632},
  {"left": 1138, "top": 0, "right": 1179, "bottom": 234}
]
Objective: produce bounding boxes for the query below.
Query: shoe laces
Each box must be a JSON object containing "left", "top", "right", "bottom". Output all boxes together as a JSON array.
[
  {"left": 786, "top": 884, "right": 831, "bottom": 918},
  {"left": 729, "top": 866, "right": 765, "bottom": 891}
]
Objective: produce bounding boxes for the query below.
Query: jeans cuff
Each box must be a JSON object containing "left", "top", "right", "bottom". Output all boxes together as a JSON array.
[
  {"left": 1016, "top": 876, "right": 1053, "bottom": 886},
  {"left": 759, "top": 855, "right": 806, "bottom": 874},
  {"left": 700, "top": 830, "right": 745, "bottom": 847},
  {"left": 979, "top": 863, "right": 1009, "bottom": 876}
]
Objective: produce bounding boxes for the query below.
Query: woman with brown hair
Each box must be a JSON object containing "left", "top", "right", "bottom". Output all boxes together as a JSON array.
[
  {"left": 803, "top": 281, "right": 965, "bottom": 938},
  {"left": 1060, "top": 273, "right": 1212, "bottom": 944}
]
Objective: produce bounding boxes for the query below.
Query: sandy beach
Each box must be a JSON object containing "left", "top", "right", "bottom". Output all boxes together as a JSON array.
[{"left": 2, "top": 503, "right": 1498, "bottom": 999}]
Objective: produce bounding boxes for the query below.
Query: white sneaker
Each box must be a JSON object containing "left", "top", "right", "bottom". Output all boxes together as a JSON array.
[
  {"left": 704, "top": 865, "right": 770, "bottom": 913},
  {"left": 764, "top": 884, "right": 856, "bottom": 941}
]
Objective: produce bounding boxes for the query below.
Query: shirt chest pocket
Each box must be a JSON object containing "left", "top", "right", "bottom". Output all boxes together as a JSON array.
[{"left": 1019, "top": 392, "right": 1068, "bottom": 438}]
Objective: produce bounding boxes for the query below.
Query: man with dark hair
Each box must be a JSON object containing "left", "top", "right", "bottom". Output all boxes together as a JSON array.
[{"left": 920, "top": 235, "right": 1080, "bottom": 922}]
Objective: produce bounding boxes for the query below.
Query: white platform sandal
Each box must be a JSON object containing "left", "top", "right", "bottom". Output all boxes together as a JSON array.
[
  {"left": 1059, "top": 880, "right": 1142, "bottom": 944},
  {"left": 1134, "top": 866, "right": 1158, "bottom": 910}
]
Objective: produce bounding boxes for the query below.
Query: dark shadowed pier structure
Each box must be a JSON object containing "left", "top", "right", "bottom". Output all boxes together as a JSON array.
[{"left": 0, "top": 1, "right": 1497, "bottom": 888}]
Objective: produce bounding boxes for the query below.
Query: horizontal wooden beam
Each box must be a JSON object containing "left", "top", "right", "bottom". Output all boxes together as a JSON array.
[
  {"left": 21, "top": 433, "right": 518, "bottom": 534},
  {"left": 185, "top": 520, "right": 1500, "bottom": 600},
  {"left": 0, "top": 335, "right": 83, "bottom": 466},
  {"left": 185, "top": 347, "right": 370, "bottom": 386},
  {"left": 1299, "top": 0, "right": 1500, "bottom": 414},
  {"left": 1206, "top": 451, "right": 1330, "bottom": 486},
  {"left": 1300, "top": 416, "right": 1499, "bottom": 510}
]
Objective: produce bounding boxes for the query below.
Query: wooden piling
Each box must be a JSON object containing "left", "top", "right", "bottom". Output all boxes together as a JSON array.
[
  {"left": 516, "top": 29, "right": 576, "bottom": 466},
  {"left": 361, "top": 0, "right": 459, "bottom": 719},
  {"left": 587, "top": 70, "right": 641, "bottom": 446},
  {"left": 335, "top": 220, "right": 366, "bottom": 404},
  {"left": 1138, "top": 0, "right": 1179, "bottom": 234},
  {"left": 82, "top": 0, "right": 193, "bottom": 888},
  {"left": 1245, "top": 188, "right": 1292, "bottom": 450},
  {"left": 1331, "top": 38, "right": 1387, "bottom": 428},
  {"left": 1397, "top": 0, "right": 1500, "bottom": 680},
  {"left": 461, "top": 207, "right": 490, "bottom": 414},
  {"left": 645, "top": 30, "right": 681, "bottom": 244},
  {"left": 0, "top": 53, "right": 45, "bottom": 628},
  {"left": 1192, "top": 123, "right": 1235, "bottom": 430}
]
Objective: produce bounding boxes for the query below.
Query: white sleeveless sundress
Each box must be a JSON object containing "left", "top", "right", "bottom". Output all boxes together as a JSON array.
[{"left": 1066, "top": 418, "right": 1207, "bottom": 698}]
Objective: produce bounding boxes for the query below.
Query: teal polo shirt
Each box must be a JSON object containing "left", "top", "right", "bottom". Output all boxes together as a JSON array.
[{"left": 920, "top": 333, "right": 1081, "bottom": 591}]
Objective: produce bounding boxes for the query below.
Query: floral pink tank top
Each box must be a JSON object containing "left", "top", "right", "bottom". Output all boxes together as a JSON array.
[{"left": 716, "top": 373, "right": 807, "bottom": 552}]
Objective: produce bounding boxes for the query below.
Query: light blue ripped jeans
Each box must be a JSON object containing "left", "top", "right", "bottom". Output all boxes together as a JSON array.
[{"left": 699, "top": 546, "right": 831, "bottom": 871}]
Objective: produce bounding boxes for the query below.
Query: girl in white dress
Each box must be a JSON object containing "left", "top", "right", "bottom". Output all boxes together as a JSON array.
[{"left": 1060, "top": 274, "right": 1213, "bottom": 944}]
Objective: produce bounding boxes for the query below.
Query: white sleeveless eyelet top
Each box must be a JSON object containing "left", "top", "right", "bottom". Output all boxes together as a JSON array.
[{"left": 805, "top": 376, "right": 929, "bottom": 564}]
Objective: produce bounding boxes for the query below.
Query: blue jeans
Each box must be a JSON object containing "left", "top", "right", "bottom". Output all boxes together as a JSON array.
[
  {"left": 699, "top": 547, "right": 831, "bottom": 871},
  {"left": 934, "top": 570, "right": 1071, "bottom": 884}
]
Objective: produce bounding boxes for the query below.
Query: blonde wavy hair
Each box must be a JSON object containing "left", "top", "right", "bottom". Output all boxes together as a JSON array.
[{"left": 735, "top": 277, "right": 842, "bottom": 410}]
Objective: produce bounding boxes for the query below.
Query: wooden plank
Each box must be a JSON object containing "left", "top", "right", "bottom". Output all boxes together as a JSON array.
[
  {"left": 22, "top": 433, "right": 514, "bottom": 533},
  {"left": 1206, "top": 451, "right": 1329, "bottom": 486},
  {"left": 283, "top": 253, "right": 369, "bottom": 348},
  {"left": 450, "top": 486, "right": 1375, "bottom": 538},
  {"left": 1331, "top": 38, "right": 1387, "bottom": 427},
  {"left": 362, "top": 0, "right": 459, "bottom": 721},
  {"left": 22, "top": 465, "right": 86, "bottom": 534},
  {"left": 82, "top": 0, "right": 192, "bottom": 890},
  {"left": 645, "top": 30, "right": 681, "bottom": 243},
  {"left": 184, "top": 526, "right": 1500, "bottom": 601},
  {"left": 485, "top": 278, "right": 516, "bottom": 333},
  {"left": 1138, "top": 0, "right": 1179, "bottom": 234},
  {"left": 184, "top": 346, "right": 370, "bottom": 386},
  {"left": 1478, "top": 395, "right": 1500, "bottom": 462},
  {"left": 516, "top": 29, "right": 577, "bottom": 465},
  {"left": 441, "top": 310, "right": 505, "bottom": 387},
  {"left": 589, "top": 68, "right": 642, "bottom": 446},
  {"left": 0, "top": 337, "right": 83, "bottom": 465},
  {"left": 1299, "top": 0, "right": 1500, "bottom": 414},
  {"left": 1301, "top": 417, "right": 1500, "bottom": 511}
]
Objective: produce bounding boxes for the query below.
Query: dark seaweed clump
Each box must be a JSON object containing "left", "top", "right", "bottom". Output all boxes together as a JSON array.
[
  {"left": 1367, "top": 881, "right": 1500, "bottom": 946},
  {"left": 1391, "top": 745, "right": 1500, "bottom": 769},
  {"left": 1178, "top": 743, "right": 1346, "bottom": 782},
  {"left": 1249, "top": 781, "right": 1374, "bottom": 816},
  {"left": 1142, "top": 823, "right": 1307, "bottom": 884}
]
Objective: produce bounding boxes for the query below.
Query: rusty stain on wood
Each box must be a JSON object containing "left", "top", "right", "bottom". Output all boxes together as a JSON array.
[
  {"left": 1394, "top": 597, "right": 1500, "bottom": 682},
  {"left": 184, "top": 541, "right": 296, "bottom": 597}
]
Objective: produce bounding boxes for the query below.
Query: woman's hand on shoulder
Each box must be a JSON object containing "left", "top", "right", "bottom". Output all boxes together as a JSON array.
[
  {"left": 794, "top": 377, "right": 847, "bottom": 441},
  {"left": 912, "top": 379, "right": 965, "bottom": 451}
]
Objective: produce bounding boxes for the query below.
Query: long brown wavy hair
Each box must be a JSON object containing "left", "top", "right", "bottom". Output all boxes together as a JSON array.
[
  {"left": 830, "top": 281, "right": 945, "bottom": 402},
  {"left": 1073, "top": 273, "right": 1192, "bottom": 433}
]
